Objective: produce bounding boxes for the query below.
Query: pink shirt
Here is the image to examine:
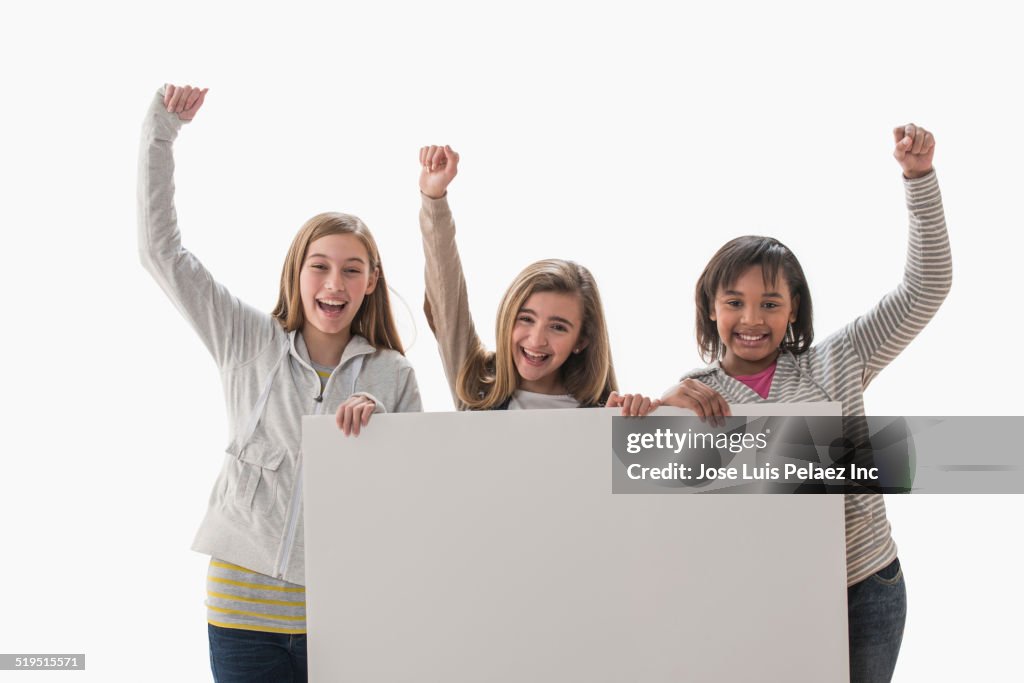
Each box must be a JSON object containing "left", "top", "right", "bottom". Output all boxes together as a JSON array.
[{"left": 734, "top": 362, "right": 777, "bottom": 399}]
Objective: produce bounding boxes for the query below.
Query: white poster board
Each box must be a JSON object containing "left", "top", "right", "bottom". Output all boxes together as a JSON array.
[{"left": 303, "top": 406, "right": 847, "bottom": 682}]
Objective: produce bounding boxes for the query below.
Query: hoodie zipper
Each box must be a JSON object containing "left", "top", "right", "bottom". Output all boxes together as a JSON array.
[{"left": 273, "top": 352, "right": 365, "bottom": 580}]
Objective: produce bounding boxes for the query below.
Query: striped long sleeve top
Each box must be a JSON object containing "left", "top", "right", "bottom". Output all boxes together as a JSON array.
[{"left": 680, "top": 171, "right": 952, "bottom": 585}]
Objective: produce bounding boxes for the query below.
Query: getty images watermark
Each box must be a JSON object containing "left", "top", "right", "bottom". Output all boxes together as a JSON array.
[{"left": 612, "top": 416, "right": 1024, "bottom": 494}]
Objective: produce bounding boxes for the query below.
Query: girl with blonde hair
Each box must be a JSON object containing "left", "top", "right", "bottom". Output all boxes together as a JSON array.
[
  {"left": 418, "top": 144, "right": 653, "bottom": 414},
  {"left": 139, "top": 84, "right": 421, "bottom": 682}
]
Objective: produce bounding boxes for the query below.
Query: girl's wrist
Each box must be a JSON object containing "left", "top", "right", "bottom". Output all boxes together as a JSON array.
[{"left": 903, "top": 167, "right": 933, "bottom": 180}]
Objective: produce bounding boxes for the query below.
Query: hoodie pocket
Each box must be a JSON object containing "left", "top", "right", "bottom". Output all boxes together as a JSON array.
[{"left": 225, "top": 438, "right": 287, "bottom": 513}]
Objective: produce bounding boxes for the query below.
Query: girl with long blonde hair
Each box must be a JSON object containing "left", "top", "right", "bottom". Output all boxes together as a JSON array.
[
  {"left": 418, "top": 144, "right": 653, "bottom": 414},
  {"left": 139, "top": 84, "right": 421, "bottom": 682}
]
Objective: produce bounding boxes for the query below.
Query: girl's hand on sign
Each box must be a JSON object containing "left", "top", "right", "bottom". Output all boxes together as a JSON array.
[
  {"left": 607, "top": 391, "right": 661, "bottom": 417},
  {"left": 335, "top": 394, "right": 377, "bottom": 437},
  {"left": 660, "top": 379, "right": 731, "bottom": 426}
]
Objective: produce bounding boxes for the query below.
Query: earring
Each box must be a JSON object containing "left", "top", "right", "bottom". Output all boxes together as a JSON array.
[{"left": 784, "top": 322, "right": 796, "bottom": 348}]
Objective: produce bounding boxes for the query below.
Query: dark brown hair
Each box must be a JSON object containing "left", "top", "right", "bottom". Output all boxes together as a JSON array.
[{"left": 695, "top": 235, "right": 813, "bottom": 363}]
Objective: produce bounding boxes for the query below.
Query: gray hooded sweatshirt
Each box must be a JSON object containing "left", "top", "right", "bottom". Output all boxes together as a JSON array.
[{"left": 138, "top": 91, "right": 421, "bottom": 585}]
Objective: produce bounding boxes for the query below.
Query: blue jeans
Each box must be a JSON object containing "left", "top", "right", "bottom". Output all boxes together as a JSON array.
[
  {"left": 208, "top": 624, "right": 307, "bottom": 683},
  {"left": 848, "top": 557, "right": 907, "bottom": 683},
  {"left": 203, "top": 562, "right": 903, "bottom": 682}
]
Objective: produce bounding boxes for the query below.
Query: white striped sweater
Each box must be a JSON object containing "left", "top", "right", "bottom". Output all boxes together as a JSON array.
[{"left": 680, "top": 171, "right": 951, "bottom": 586}]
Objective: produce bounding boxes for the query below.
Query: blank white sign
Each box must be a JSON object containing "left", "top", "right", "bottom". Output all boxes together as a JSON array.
[{"left": 303, "top": 408, "right": 847, "bottom": 682}]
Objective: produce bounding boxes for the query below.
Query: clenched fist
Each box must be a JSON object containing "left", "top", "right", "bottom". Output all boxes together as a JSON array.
[
  {"left": 419, "top": 144, "right": 460, "bottom": 199},
  {"left": 893, "top": 123, "right": 934, "bottom": 179}
]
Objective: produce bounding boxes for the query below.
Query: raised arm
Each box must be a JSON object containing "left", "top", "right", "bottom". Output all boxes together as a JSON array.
[
  {"left": 418, "top": 145, "right": 487, "bottom": 407},
  {"left": 847, "top": 124, "right": 952, "bottom": 388},
  {"left": 138, "top": 84, "right": 276, "bottom": 368}
]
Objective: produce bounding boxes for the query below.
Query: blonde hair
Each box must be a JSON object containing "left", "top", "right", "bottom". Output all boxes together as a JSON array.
[
  {"left": 272, "top": 212, "right": 404, "bottom": 354},
  {"left": 457, "top": 259, "right": 616, "bottom": 409}
]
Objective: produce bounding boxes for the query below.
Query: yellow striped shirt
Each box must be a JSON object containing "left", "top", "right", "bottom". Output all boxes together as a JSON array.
[{"left": 205, "top": 559, "right": 306, "bottom": 634}]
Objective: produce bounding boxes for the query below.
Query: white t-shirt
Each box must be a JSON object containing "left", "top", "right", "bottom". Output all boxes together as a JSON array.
[{"left": 508, "top": 390, "right": 580, "bottom": 410}]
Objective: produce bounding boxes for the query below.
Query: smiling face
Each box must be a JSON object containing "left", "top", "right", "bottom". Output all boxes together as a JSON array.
[
  {"left": 712, "top": 265, "right": 798, "bottom": 376},
  {"left": 510, "top": 291, "right": 586, "bottom": 394},
  {"left": 298, "top": 233, "right": 378, "bottom": 362}
]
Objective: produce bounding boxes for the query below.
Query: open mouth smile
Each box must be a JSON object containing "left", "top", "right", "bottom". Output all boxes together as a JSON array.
[
  {"left": 316, "top": 298, "right": 349, "bottom": 318},
  {"left": 734, "top": 332, "right": 770, "bottom": 346},
  {"left": 520, "top": 347, "right": 551, "bottom": 366}
]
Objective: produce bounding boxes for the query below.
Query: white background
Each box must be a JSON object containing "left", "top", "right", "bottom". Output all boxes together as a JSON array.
[{"left": 2, "top": 1, "right": 1021, "bottom": 680}]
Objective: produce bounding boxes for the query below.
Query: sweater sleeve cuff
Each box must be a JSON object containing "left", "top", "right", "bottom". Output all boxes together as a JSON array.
[
  {"left": 145, "top": 89, "right": 187, "bottom": 142},
  {"left": 420, "top": 192, "right": 453, "bottom": 223},
  {"left": 351, "top": 391, "right": 386, "bottom": 414},
  {"left": 902, "top": 169, "right": 940, "bottom": 206}
]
